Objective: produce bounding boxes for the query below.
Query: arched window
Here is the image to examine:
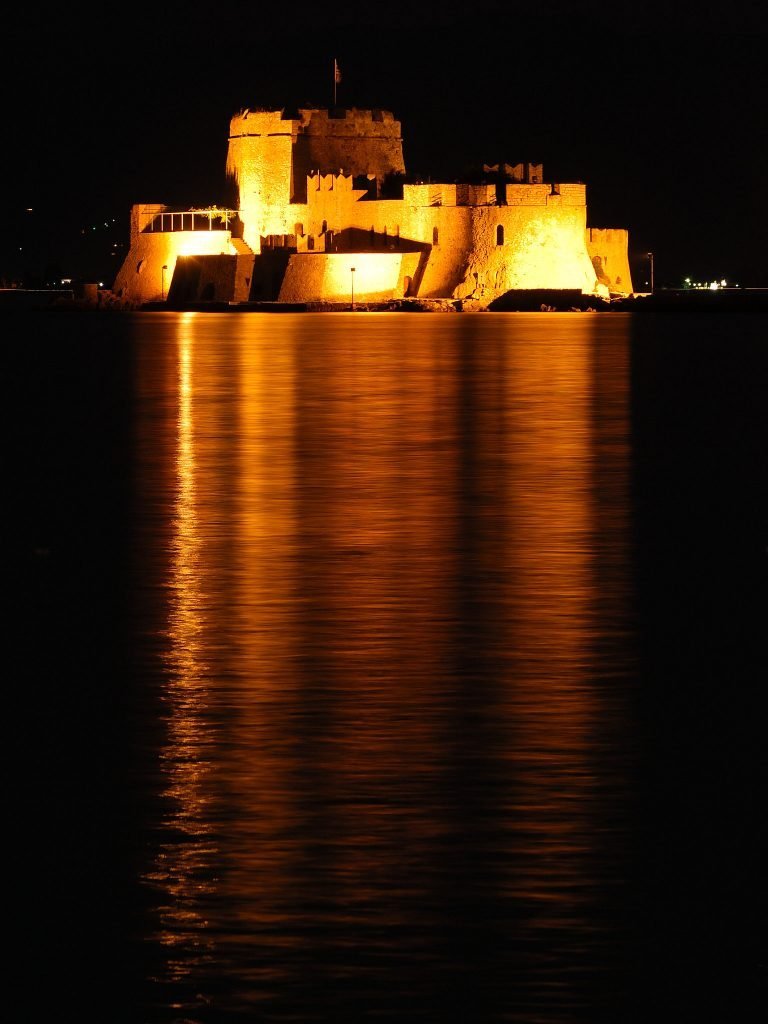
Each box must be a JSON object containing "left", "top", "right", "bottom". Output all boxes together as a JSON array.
[
  {"left": 432, "top": 227, "right": 439, "bottom": 246},
  {"left": 496, "top": 225, "right": 504, "bottom": 246}
]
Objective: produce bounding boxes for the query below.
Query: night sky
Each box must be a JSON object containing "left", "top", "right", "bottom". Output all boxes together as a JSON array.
[{"left": 4, "top": 3, "right": 767, "bottom": 287}]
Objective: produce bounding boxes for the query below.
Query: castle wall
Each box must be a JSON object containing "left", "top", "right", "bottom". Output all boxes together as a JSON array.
[
  {"left": 400, "top": 205, "right": 474, "bottom": 297},
  {"left": 301, "top": 173, "right": 368, "bottom": 236},
  {"left": 586, "top": 228, "right": 633, "bottom": 294},
  {"left": 112, "top": 212, "right": 233, "bottom": 303},
  {"left": 168, "top": 255, "right": 239, "bottom": 304},
  {"left": 453, "top": 204, "right": 598, "bottom": 301},
  {"left": 278, "top": 252, "right": 420, "bottom": 303},
  {"left": 295, "top": 180, "right": 599, "bottom": 302}
]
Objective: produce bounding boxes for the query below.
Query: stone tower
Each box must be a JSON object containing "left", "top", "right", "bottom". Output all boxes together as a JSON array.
[{"left": 226, "top": 108, "right": 405, "bottom": 251}]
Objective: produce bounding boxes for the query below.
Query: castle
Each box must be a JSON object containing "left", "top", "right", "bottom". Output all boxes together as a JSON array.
[{"left": 112, "top": 107, "right": 633, "bottom": 306}]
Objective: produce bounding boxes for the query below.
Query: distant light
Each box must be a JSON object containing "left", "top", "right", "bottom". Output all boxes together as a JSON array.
[
  {"left": 98, "top": 281, "right": 104, "bottom": 287},
  {"left": 61, "top": 278, "right": 72, "bottom": 284},
  {"left": 720, "top": 279, "right": 727, "bottom": 287},
  {"left": 26, "top": 207, "right": 34, "bottom": 212},
  {"left": 709, "top": 282, "right": 719, "bottom": 290},
  {"left": 684, "top": 277, "right": 691, "bottom": 283}
]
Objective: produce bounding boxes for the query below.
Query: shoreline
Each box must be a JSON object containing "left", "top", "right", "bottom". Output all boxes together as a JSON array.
[{"left": 3, "top": 289, "right": 768, "bottom": 313}]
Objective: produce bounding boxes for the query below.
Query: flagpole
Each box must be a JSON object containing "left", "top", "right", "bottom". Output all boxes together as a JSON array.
[{"left": 333, "top": 59, "right": 337, "bottom": 106}]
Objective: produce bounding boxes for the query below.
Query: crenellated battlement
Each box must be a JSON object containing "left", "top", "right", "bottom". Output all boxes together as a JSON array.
[
  {"left": 484, "top": 162, "right": 544, "bottom": 184},
  {"left": 308, "top": 172, "right": 358, "bottom": 192},
  {"left": 229, "top": 107, "right": 402, "bottom": 139},
  {"left": 229, "top": 109, "right": 299, "bottom": 138},
  {"left": 297, "top": 108, "right": 401, "bottom": 136},
  {"left": 404, "top": 183, "right": 498, "bottom": 207}
]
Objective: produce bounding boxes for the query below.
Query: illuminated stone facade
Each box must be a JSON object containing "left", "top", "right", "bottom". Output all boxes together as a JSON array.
[{"left": 113, "top": 107, "right": 633, "bottom": 305}]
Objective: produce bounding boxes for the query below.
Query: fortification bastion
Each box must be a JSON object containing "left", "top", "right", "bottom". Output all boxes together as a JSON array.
[{"left": 113, "top": 106, "right": 632, "bottom": 306}]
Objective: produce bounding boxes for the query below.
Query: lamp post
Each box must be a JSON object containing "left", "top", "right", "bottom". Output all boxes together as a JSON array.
[
  {"left": 161, "top": 264, "right": 169, "bottom": 301},
  {"left": 647, "top": 252, "right": 654, "bottom": 293},
  {"left": 351, "top": 266, "right": 356, "bottom": 311}
]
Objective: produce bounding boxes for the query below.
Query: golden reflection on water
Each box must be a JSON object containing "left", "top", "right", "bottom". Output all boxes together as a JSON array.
[
  {"left": 500, "top": 326, "right": 600, "bottom": 988},
  {"left": 145, "top": 313, "right": 218, "bottom": 977},
  {"left": 135, "top": 312, "right": 633, "bottom": 1020}
]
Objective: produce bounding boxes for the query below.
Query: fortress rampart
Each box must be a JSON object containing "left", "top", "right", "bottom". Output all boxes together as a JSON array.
[
  {"left": 586, "top": 228, "right": 633, "bottom": 295},
  {"left": 112, "top": 204, "right": 236, "bottom": 302},
  {"left": 114, "top": 106, "right": 633, "bottom": 305}
]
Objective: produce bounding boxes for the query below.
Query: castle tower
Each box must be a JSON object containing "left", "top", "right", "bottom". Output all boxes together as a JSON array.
[
  {"left": 227, "top": 108, "right": 405, "bottom": 252},
  {"left": 292, "top": 108, "right": 405, "bottom": 198},
  {"left": 226, "top": 110, "right": 300, "bottom": 252}
]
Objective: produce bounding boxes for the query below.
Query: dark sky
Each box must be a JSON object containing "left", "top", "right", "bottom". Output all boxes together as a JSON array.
[{"left": 4, "top": 2, "right": 767, "bottom": 286}]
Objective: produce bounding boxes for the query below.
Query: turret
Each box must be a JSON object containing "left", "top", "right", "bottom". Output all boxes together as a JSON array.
[{"left": 226, "top": 108, "right": 405, "bottom": 251}]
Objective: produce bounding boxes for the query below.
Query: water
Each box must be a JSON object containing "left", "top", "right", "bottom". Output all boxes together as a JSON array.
[{"left": 9, "top": 312, "right": 767, "bottom": 1022}]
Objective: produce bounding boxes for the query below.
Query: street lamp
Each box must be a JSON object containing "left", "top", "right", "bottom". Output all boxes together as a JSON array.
[
  {"left": 350, "top": 266, "right": 356, "bottom": 310},
  {"left": 646, "top": 252, "right": 654, "bottom": 293},
  {"left": 161, "top": 264, "right": 168, "bottom": 301}
]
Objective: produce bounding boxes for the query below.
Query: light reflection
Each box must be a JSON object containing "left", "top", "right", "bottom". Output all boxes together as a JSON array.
[
  {"left": 145, "top": 312, "right": 218, "bottom": 981},
  {"left": 497, "top": 316, "right": 631, "bottom": 1016},
  {"left": 502, "top": 321, "right": 596, "bottom": 911},
  {"left": 132, "top": 312, "right": 633, "bottom": 1021}
]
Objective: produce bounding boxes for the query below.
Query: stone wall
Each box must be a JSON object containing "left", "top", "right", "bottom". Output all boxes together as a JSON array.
[
  {"left": 278, "top": 252, "right": 420, "bottom": 303},
  {"left": 227, "top": 111, "right": 299, "bottom": 252},
  {"left": 505, "top": 184, "right": 550, "bottom": 206},
  {"left": 112, "top": 209, "right": 234, "bottom": 303},
  {"left": 455, "top": 205, "right": 599, "bottom": 302},
  {"left": 586, "top": 228, "right": 633, "bottom": 294},
  {"left": 288, "top": 177, "right": 599, "bottom": 303},
  {"left": 227, "top": 108, "right": 405, "bottom": 250},
  {"left": 293, "top": 108, "right": 404, "bottom": 192},
  {"left": 168, "top": 255, "right": 238, "bottom": 304}
]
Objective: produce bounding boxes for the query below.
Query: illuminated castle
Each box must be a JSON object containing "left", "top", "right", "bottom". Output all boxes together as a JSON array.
[{"left": 112, "top": 107, "right": 633, "bottom": 305}]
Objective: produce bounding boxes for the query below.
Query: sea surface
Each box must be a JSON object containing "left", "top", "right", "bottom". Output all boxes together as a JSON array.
[{"left": 9, "top": 311, "right": 767, "bottom": 1023}]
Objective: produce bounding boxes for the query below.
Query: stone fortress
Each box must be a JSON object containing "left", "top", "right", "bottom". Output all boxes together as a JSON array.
[{"left": 113, "top": 106, "right": 633, "bottom": 306}]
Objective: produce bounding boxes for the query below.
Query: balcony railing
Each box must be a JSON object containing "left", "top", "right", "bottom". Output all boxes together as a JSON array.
[{"left": 142, "top": 208, "right": 239, "bottom": 233}]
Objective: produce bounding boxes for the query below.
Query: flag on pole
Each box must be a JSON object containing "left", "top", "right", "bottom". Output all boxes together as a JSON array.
[{"left": 334, "top": 59, "right": 342, "bottom": 84}]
